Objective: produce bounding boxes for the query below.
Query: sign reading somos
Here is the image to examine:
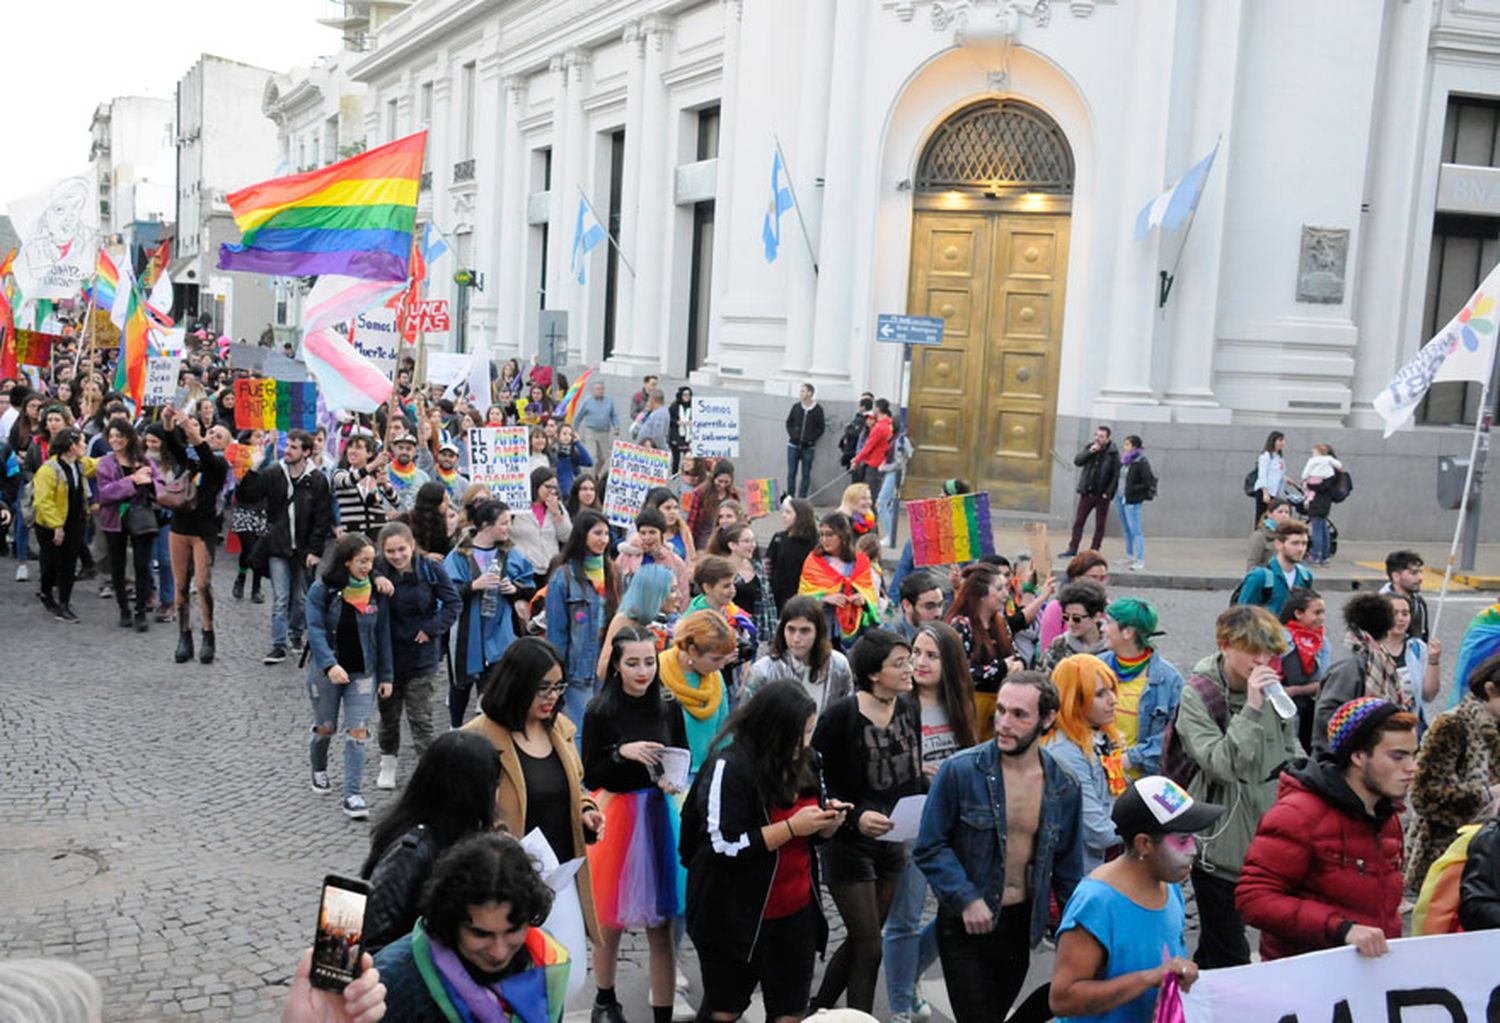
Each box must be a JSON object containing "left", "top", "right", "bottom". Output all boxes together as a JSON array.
[
  {"left": 1181, "top": 931, "right": 1500, "bottom": 1023},
  {"left": 689, "top": 396, "right": 739, "bottom": 458}
]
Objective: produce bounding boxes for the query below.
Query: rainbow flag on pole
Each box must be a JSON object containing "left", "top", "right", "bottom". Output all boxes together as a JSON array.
[
  {"left": 557, "top": 366, "right": 595, "bottom": 424},
  {"left": 218, "top": 132, "right": 427, "bottom": 282},
  {"left": 908, "top": 492, "right": 996, "bottom": 567},
  {"left": 113, "top": 283, "right": 150, "bottom": 406},
  {"left": 92, "top": 250, "right": 120, "bottom": 310}
]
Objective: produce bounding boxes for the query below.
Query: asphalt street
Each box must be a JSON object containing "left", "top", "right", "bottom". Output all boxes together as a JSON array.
[{"left": 0, "top": 552, "right": 1481, "bottom": 1020}]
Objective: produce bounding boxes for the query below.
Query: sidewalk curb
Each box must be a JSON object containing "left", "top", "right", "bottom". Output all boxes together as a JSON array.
[{"left": 1120, "top": 572, "right": 1380, "bottom": 592}]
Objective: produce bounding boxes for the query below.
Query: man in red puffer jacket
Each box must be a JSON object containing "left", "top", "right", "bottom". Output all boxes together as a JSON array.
[{"left": 1236, "top": 698, "right": 1417, "bottom": 961}]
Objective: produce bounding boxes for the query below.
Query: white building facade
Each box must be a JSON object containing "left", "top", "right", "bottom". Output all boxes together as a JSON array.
[
  {"left": 174, "top": 55, "right": 281, "bottom": 343},
  {"left": 88, "top": 97, "right": 176, "bottom": 262},
  {"left": 263, "top": 52, "right": 372, "bottom": 346},
  {"left": 349, "top": 0, "right": 1500, "bottom": 539}
]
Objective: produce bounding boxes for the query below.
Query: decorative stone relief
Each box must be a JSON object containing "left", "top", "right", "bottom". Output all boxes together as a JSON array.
[
  {"left": 1296, "top": 226, "right": 1349, "bottom": 305},
  {"left": 882, "top": 0, "right": 1112, "bottom": 36}
]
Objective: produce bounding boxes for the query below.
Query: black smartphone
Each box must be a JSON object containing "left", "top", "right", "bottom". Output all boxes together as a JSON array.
[{"left": 310, "top": 874, "right": 371, "bottom": 993}]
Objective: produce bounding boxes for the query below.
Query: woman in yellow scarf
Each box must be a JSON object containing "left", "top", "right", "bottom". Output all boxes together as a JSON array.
[{"left": 658, "top": 610, "right": 738, "bottom": 779}]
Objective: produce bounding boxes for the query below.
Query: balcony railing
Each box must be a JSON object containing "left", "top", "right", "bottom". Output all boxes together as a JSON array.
[{"left": 453, "top": 159, "right": 475, "bottom": 183}]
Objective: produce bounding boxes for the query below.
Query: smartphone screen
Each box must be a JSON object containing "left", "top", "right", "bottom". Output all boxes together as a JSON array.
[{"left": 311, "top": 875, "right": 371, "bottom": 992}]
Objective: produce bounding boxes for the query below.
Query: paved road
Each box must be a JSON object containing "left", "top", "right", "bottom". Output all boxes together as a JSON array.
[{"left": 0, "top": 551, "right": 1480, "bottom": 1020}]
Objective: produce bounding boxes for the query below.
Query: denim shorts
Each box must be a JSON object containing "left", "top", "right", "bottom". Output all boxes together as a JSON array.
[{"left": 818, "top": 834, "right": 908, "bottom": 884}]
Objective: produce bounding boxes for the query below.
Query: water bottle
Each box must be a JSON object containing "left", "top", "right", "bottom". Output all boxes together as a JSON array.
[
  {"left": 1263, "top": 680, "right": 1298, "bottom": 721},
  {"left": 479, "top": 562, "right": 502, "bottom": 618}
]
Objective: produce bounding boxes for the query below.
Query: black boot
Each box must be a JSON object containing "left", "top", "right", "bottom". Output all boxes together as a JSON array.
[
  {"left": 119, "top": 607, "right": 133, "bottom": 628},
  {"left": 133, "top": 610, "right": 148, "bottom": 632},
  {"left": 232, "top": 573, "right": 245, "bottom": 600},
  {"left": 198, "top": 630, "right": 216, "bottom": 665},
  {"left": 251, "top": 579, "right": 265, "bottom": 604},
  {"left": 174, "top": 628, "right": 194, "bottom": 664}
]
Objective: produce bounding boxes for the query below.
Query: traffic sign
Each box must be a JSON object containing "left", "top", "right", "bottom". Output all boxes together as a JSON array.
[{"left": 876, "top": 313, "right": 945, "bottom": 346}]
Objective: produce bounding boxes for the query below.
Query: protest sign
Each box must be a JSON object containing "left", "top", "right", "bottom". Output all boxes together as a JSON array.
[
  {"left": 228, "top": 343, "right": 267, "bottom": 372},
  {"left": 234, "top": 378, "right": 318, "bottom": 431},
  {"left": 1024, "top": 522, "right": 1053, "bottom": 580},
  {"left": 605, "top": 440, "right": 671, "bottom": 529},
  {"left": 154, "top": 327, "right": 187, "bottom": 355},
  {"left": 743, "top": 478, "right": 777, "bottom": 519},
  {"left": 262, "top": 350, "right": 310, "bottom": 383},
  {"left": 142, "top": 357, "right": 179, "bottom": 407},
  {"left": 8, "top": 171, "right": 99, "bottom": 299},
  {"left": 908, "top": 492, "right": 995, "bottom": 567},
  {"left": 689, "top": 396, "right": 739, "bottom": 458},
  {"left": 1182, "top": 931, "right": 1500, "bottom": 1023},
  {"left": 409, "top": 299, "right": 450, "bottom": 333},
  {"left": 349, "top": 307, "right": 401, "bottom": 378},
  {"left": 467, "top": 426, "right": 530, "bottom": 507},
  {"left": 425, "top": 351, "right": 470, "bottom": 391}
]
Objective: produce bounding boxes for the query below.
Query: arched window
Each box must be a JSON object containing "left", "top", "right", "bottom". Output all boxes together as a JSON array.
[{"left": 916, "top": 100, "right": 1074, "bottom": 195}]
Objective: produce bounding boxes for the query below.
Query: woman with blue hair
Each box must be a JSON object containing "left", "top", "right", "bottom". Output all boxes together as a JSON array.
[{"left": 596, "top": 562, "right": 679, "bottom": 679}]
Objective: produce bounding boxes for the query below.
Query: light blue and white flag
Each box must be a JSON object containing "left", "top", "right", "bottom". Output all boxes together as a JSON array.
[
  {"left": 1135, "top": 142, "right": 1219, "bottom": 240},
  {"left": 422, "top": 221, "right": 449, "bottom": 266},
  {"left": 762, "top": 149, "right": 795, "bottom": 262},
  {"left": 570, "top": 197, "right": 607, "bottom": 284}
]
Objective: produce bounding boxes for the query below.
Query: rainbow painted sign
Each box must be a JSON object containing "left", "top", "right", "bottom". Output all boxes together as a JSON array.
[
  {"left": 908, "top": 492, "right": 995, "bottom": 567},
  {"left": 233, "top": 378, "right": 318, "bottom": 431},
  {"left": 743, "top": 477, "right": 777, "bottom": 519}
]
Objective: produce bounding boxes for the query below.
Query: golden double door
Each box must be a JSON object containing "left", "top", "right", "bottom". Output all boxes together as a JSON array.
[{"left": 905, "top": 207, "right": 1070, "bottom": 512}]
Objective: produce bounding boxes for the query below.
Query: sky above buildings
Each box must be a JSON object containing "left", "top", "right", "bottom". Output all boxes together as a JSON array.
[{"left": 4, "top": 0, "right": 342, "bottom": 204}]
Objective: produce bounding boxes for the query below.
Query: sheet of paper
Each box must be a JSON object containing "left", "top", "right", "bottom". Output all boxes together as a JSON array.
[
  {"left": 544, "top": 856, "right": 586, "bottom": 893},
  {"left": 519, "top": 827, "right": 560, "bottom": 872},
  {"left": 657, "top": 747, "right": 692, "bottom": 793},
  {"left": 877, "top": 794, "right": 927, "bottom": 843}
]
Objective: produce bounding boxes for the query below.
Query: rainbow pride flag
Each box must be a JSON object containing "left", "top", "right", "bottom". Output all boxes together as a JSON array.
[
  {"left": 557, "top": 366, "right": 595, "bottom": 424},
  {"left": 743, "top": 477, "right": 777, "bottom": 519},
  {"left": 113, "top": 284, "right": 150, "bottom": 406},
  {"left": 218, "top": 132, "right": 427, "bottom": 281},
  {"left": 233, "top": 378, "right": 318, "bottom": 431},
  {"left": 92, "top": 250, "right": 120, "bottom": 310},
  {"left": 908, "top": 492, "right": 995, "bottom": 567}
]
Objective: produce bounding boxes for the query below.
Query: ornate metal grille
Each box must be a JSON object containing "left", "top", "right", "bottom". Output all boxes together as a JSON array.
[{"left": 916, "top": 100, "right": 1074, "bottom": 194}]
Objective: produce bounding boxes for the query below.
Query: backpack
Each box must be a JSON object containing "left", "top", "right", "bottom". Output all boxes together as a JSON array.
[
  {"left": 1141, "top": 459, "right": 1159, "bottom": 502},
  {"left": 1159, "top": 673, "right": 1229, "bottom": 790},
  {"left": 154, "top": 469, "right": 199, "bottom": 511},
  {"left": 20, "top": 477, "right": 36, "bottom": 527},
  {"left": 1228, "top": 567, "right": 1273, "bottom": 608},
  {"left": 1328, "top": 469, "right": 1353, "bottom": 504},
  {"left": 1243, "top": 467, "right": 1260, "bottom": 498}
]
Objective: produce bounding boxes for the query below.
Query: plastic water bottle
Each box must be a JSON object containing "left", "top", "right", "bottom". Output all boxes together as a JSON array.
[
  {"left": 1263, "top": 680, "right": 1298, "bottom": 721},
  {"left": 479, "top": 562, "right": 502, "bottom": 618}
]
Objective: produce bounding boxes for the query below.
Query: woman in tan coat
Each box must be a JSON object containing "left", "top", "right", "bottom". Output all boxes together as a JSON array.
[{"left": 462, "top": 635, "right": 604, "bottom": 943}]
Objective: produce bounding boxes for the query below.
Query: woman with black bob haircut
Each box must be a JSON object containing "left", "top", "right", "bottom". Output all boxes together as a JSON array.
[
  {"left": 681, "top": 681, "right": 848, "bottom": 1023},
  {"left": 582, "top": 625, "right": 690, "bottom": 1023},
  {"left": 374, "top": 832, "right": 571, "bottom": 1021},
  {"left": 407, "top": 479, "right": 456, "bottom": 561},
  {"left": 359, "top": 730, "right": 502, "bottom": 954},
  {"left": 810, "top": 627, "right": 924, "bottom": 1014},
  {"left": 461, "top": 636, "right": 605, "bottom": 949}
]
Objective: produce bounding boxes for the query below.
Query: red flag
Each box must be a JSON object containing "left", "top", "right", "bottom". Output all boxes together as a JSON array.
[
  {"left": 0, "top": 248, "right": 16, "bottom": 379},
  {"left": 396, "top": 228, "right": 426, "bottom": 344}
]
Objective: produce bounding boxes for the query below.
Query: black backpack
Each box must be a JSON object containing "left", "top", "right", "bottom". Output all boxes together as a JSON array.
[
  {"left": 1328, "top": 469, "right": 1353, "bottom": 503},
  {"left": 1242, "top": 467, "right": 1259, "bottom": 498}
]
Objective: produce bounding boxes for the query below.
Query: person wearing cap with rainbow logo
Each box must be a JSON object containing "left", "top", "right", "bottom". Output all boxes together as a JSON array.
[
  {"left": 1236, "top": 697, "right": 1415, "bottom": 961},
  {"left": 1050, "top": 775, "right": 1221, "bottom": 1023}
]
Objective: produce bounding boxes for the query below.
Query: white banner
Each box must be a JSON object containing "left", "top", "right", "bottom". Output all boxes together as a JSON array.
[
  {"left": 467, "top": 426, "right": 530, "bottom": 508},
  {"left": 348, "top": 307, "right": 401, "bottom": 379},
  {"left": 7, "top": 171, "right": 100, "bottom": 300},
  {"left": 142, "top": 357, "right": 179, "bottom": 407},
  {"left": 1373, "top": 261, "right": 1500, "bottom": 437},
  {"left": 1183, "top": 931, "right": 1500, "bottom": 1023},
  {"left": 690, "top": 396, "right": 740, "bottom": 458},
  {"left": 424, "top": 351, "right": 470, "bottom": 391}
]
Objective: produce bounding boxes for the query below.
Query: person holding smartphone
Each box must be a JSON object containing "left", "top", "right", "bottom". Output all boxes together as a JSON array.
[
  {"left": 582, "top": 627, "right": 690, "bottom": 1023},
  {"left": 305, "top": 532, "right": 394, "bottom": 820},
  {"left": 681, "top": 682, "right": 847, "bottom": 1023}
]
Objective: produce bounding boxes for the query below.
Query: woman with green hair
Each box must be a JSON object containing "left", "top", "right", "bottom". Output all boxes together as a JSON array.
[{"left": 1100, "top": 597, "right": 1184, "bottom": 778}]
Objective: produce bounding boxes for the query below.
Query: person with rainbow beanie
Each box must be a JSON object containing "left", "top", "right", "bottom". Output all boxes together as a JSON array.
[{"left": 376, "top": 832, "right": 571, "bottom": 1022}]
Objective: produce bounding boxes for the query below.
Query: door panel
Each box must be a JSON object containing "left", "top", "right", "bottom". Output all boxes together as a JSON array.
[{"left": 907, "top": 209, "right": 1069, "bottom": 511}]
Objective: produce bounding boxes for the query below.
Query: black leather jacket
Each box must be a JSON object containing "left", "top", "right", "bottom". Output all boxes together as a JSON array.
[
  {"left": 1460, "top": 819, "right": 1500, "bottom": 932},
  {"left": 363, "top": 825, "right": 444, "bottom": 955}
]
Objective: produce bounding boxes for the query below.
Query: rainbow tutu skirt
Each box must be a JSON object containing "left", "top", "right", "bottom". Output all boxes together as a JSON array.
[{"left": 587, "top": 787, "right": 686, "bottom": 929}]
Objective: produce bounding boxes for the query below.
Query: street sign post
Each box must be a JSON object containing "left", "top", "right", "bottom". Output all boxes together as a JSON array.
[{"left": 876, "top": 313, "right": 945, "bottom": 346}]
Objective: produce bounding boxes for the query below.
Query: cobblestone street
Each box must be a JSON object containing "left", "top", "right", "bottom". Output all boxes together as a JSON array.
[{"left": 0, "top": 550, "right": 1476, "bottom": 1020}]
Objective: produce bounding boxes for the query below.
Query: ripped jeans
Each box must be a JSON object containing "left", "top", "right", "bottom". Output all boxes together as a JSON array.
[{"left": 308, "top": 670, "right": 374, "bottom": 797}]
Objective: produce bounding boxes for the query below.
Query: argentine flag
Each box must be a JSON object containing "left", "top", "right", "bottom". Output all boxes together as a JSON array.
[
  {"left": 762, "top": 149, "right": 794, "bottom": 262},
  {"left": 1135, "top": 143, "right": 1219, "bottom": 240},
  {"left": 570, "top": 198, "right": 607, "bottom": 284}
]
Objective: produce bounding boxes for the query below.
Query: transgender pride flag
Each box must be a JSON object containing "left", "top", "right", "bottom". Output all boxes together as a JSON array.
[{"left": 301, "top": 274, "right": 406, "bottom": 413}]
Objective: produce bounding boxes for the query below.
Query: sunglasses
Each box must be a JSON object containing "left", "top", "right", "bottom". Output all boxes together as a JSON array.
[
  {"left": 1062, "top": 613, "right": 1095, "bottom": 624},
  {"left": 537, "top": 683, "right": 567, "bottom": 697}
]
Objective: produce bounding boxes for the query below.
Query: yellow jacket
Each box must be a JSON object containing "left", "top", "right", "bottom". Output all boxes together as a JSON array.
[{"left": 33, "top": 456, "right": 99, "bottom": 530}]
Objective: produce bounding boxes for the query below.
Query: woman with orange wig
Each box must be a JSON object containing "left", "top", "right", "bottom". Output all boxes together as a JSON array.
[{"left": 1045, "top": 654, "right": 1127, "bottom": 870}]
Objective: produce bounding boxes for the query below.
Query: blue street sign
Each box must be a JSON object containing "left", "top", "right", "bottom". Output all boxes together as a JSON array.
[{"left": 876, "top": 313, "right": 945, "bottom": 346}]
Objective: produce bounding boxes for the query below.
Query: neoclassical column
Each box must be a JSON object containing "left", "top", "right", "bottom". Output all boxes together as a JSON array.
[
  {"left": 606, "top": 21, "right": 649, "bottom": 369},
  {"left": 494, "top": 75, "right": 528, "bottom": 360},
  {"left": 775, "top": 0, "right": 836, "bottom": 391},
  {"left": 702, "top": 0, "right": 745, "bottom": 376},
  {"left": 470, "top": 36, "right": 504, "bottom": 356},
  {"left": 807, "top": 0, "right": 868, "bottom": 383},
  {"left": 622, "top": 16, "right": 674, "bottom": 370}
]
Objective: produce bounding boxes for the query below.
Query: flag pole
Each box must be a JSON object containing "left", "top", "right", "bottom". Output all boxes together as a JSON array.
[
  {"left": 773, "top": 133, "right": 819, "bottom": 275},
  {"left": 576, "top": 185, "right": 637, "bottom": 277},
  {"left": 1157, "top": 135, "right": 1222, "bottom": 310},
  {"left": 1433, "top": 377, "right": 1493, "bottom": 644}
]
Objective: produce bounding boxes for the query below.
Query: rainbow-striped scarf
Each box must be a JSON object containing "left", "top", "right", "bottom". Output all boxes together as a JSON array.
[
  {"left": 1110, "top": 649, "right": 1153, "bottom": 683},
  {"left": 410, "top": 918, "right": 569, "bottom": 1023},
  {"left": 389, "top": 459, "right": 420, "bottom": 489},
  {"left": 435, "top": 463, "right": 463, "bottom": 498},
  {"left": 342, "top": 575, "right": 372, "bottom": 615},
  {"left": 584, "top": 554, "right": 606, "bottom": 597}
]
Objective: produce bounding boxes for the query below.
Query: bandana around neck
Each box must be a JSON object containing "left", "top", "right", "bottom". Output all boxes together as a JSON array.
[
  {"left": 1112, "top": 648, "right": 1152, "bottom": 683},
  {"left": 390, "top": 460, "right": 420, "bottom": 487},
  {"left": 342, "top": 575, "right": 373, "bottom": 615},
  {"left": 583, "top": 554, "right": 605, "bottom": 597}
]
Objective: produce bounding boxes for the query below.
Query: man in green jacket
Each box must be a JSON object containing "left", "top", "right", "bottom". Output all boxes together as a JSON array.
[{"left": 1175, "top": 605, "right": 1302, "bottom": 969}]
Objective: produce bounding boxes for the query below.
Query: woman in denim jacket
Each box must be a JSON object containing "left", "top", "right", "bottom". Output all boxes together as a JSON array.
[
  {"left": 546, "top": 510, "right": 619, "bottom": 744},
  {"left": 1100, "top": 598, "right": 1184, "bottom": 777},
  {"left": 305, "top": 532, "right": 394, "bottom": 820}
]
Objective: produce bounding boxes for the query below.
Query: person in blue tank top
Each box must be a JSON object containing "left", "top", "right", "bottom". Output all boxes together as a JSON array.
[{"left": 1050, "top": 776, "right": 1223, "bottom": 1023}]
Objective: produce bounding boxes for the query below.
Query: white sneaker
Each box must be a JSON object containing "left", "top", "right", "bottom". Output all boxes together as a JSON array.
[
  {"left": 672, "top": 971, "right": 695, "bottom": 1021},
  {"left": 343, "top": 794, "right": 370, "bottom": 819},
  {"left": 377, "top": 755, "right": 398, "bottom": 790},
  {"left": 914, "top": 996, "right": 934, "bottom": 1021},
  {"left": 310, "top": 770, "right": 332, "bottom": 794},
  {"left": 1134, "top": 560, "right": 1146, "bottom": 571},
  {"left": 15, "top": 563, "right": 28, "bottom": 582}
]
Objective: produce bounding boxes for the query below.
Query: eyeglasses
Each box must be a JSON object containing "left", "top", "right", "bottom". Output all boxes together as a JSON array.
[
  {"left": 1062, "top": 613, "right": 1094, "bottom": 624},
  {"left": 537, "top": 683, "right": 567, "bottom": 697}
]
